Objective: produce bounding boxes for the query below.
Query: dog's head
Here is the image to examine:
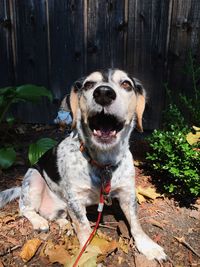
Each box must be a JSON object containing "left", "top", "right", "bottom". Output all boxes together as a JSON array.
[{"left": 70, "top": 69, "right": 146, "bottom": 150}]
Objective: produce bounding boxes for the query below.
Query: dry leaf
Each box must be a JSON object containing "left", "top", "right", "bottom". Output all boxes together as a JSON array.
[
  {"left": 133, "top": 160, "right": 141, "bottom": 167},
  {"left": 90, "top": 236, "right": 117, "bottom": 255},
  {"left": 136, "top": 190, "right": 146, "bottom": 204},
  {"left": 118, "top": 237, "right": 129, "bottom": 254},
  {"left": 186, "top": 126, "right": 200, "bottom": 145},
  {"left": 137, "top": 186, "right": 161, "bottom": 201},
  {"left": 2, "top": 214, "right": 18, "bottom": 224},
  {"left": 41, "top": 240, "right": 71, "bottom": 265},
  {"left": 65, "top": 235, "right": 117, "bottom": 267},
  {"left": 48, "top": 244, "right": 71, "bottom": 264},
  {"left": 148, "top": 218, "right": 164, "bottom": 230},
  {"left": 20, "top": 238, "right": 42, "bottom": 262},
  {"left": 66, "top": 245, "right": 101, "bottom": 267}
]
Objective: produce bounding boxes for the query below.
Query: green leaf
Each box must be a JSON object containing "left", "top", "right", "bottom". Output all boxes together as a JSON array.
[
  {"left": 28, "top": 138, "right": 57, "bottom": 165},
  {"left": 0, "top": 86, "right": 15, "bottom": 96},
  {"left": 0, "top": 147, "right": 16, "bottom": 169},
  {"left": 16, "top": 84, "right": 53, "bottom": 102},
  {"left": 6, "top": 115, "right": 15, "bottom": 125}
]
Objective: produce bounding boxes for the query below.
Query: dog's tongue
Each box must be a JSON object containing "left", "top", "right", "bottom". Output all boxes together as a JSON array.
[{"left": 93, "top": 129, "right": 116, "bottom": 138}]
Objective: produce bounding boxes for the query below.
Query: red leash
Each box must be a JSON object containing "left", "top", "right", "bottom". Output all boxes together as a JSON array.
[
  {"left": 72, "top": 142, "right": 113, "bottom": 267},
  {"left": 72, "top": 190, "right": 105, "bottom": 267}
]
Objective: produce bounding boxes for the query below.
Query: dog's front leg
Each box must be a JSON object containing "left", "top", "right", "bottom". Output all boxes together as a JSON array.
[
  {"left": 118, "top": 190, "right": 167, "bottom": 261},
  {"left": 67, "top": 200, "right": 91, "bottom": 247}
]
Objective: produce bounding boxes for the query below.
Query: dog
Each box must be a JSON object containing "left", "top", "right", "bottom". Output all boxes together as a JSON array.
[{"left": 0, "top": 69, "right": 166, "bottom": 261}]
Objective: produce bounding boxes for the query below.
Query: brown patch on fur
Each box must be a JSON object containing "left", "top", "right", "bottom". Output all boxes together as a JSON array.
[
  {"left": 70, "top": 87, "right": 79, "bottom": 128},
  {"left": 127, "top": 94, "right": 137, "bottom": 124},
  {"left": 135, "top": 95, "right": 145, "bottom": 132}
]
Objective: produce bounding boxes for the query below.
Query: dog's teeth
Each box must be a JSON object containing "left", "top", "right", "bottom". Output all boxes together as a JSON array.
[
  {"left": 111, "top": 130, "right": 117, "bottom": 137},
  {"left": 93, "top": 129, "right": 102, "bottom": 137}
]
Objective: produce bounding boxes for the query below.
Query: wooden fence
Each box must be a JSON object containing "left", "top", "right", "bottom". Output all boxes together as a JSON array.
[{"left": 0, "top": 0, "right": 200, "bottom": 129}]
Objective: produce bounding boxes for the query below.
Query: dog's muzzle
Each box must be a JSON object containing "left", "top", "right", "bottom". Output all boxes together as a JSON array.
[{"left": 93, "top": 86, "right": 116, "bottom": 106}]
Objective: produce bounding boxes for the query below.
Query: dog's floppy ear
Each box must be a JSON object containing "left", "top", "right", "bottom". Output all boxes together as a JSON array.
[
  {"left": 69, "top": 78, "right": 85, "bottom": 128},
  {"left": 133, "top": 78, "right": 146, "bottom": 132}
]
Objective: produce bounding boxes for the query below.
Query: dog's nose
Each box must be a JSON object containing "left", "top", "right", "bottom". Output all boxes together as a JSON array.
[{"left": 93, "top": 86, "right": 116, "bottom": 106}]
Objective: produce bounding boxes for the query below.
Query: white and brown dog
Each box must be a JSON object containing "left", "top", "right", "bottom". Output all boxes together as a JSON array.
[{"left": 0, "top": 69, "right": 166, "bottom": 261}]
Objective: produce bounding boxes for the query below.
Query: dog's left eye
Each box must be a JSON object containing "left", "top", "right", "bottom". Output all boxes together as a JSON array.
[
  {"left": 84, "top": 81, "right": 96, "bottom": 90},
  {"left": 121, "top": 80, "right": 132, "bottom": 90}
]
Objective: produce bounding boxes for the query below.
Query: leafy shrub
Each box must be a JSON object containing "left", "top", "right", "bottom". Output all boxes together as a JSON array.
[
  {"left": 0, "top": 84, "right": 55, "bottom": 169},
  {"left": 146, "top": 53, "right": 200, "bottom": 198},
  {"left": 146, "top": 126, "right": 200, "bottom": 197},
  {"left": 0, "top": 84, "right": 52, "bottom": 123}
]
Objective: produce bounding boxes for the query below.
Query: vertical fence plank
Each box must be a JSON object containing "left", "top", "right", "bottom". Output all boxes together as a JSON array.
[
  {"left": 108, "top": 0, "right": 127, "bottom": 69},
  {"left": 86, "top": 1, "right": 110, "bottom": 72},
  {"left": 0, "top": 0, "right": 14, "bottom": 87},
  {"left": 47, "top": 0, "right": 85, "bottom": 100},
  {"left": 167, "top": 0, "right": 200, "bottom": 98},
  {"left": 127, "top": 0, "right": 171, "bottom": 129},
  {"left": 10, "top": 0, "right": 52, "bottom": 123}
]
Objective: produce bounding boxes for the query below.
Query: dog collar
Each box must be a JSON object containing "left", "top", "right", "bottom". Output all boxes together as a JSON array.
[{"left": 80, "top": 142, "right": 119, "bottom": 205}]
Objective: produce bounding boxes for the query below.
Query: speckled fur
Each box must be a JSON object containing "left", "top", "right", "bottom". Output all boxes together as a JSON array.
[{"left": 0, "top": 69, "right": 167, "bottom": 261}]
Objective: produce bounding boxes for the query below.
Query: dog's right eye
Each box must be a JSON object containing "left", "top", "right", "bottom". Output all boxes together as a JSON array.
[{"left": 84, "top": 81, "right": 95, "bottom": 90}]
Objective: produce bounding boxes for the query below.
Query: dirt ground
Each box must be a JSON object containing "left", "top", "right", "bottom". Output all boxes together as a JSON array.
[{"left": 0, "top": 124, "right": 199, "bottom": 267}]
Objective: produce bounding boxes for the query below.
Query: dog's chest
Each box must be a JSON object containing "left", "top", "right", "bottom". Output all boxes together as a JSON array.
[{"left": 55, "top": 136, "right": 134, "bottom": 206}]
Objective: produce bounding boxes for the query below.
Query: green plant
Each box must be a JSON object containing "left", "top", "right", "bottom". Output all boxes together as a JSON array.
[
  {"left": 146, "top": 53, "right": 200, "bottom": 199},
  {"left": 0, "top": 147, "right": 16, "bottom": 169},
  {"left": 0, "top": 84, "right": 54, "bottom": 169},
  {"left": 28, "top": 138, "right": 57, "bottom": 166},
  {"left": 0, "top": 84, "right": 52, "bottom": 123},
  {"left": 146, "top": 126, "right": 200, "bottom": 197}
]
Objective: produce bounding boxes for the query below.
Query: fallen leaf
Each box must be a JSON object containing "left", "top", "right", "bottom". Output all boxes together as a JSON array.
[
  {"left": 133, "top": 160, "right": 142, "bottom": 167},
  {"left": 48, "top": 244, "right": 71, "bottom": 264},
  {"left": 20, "top": 238, "right": 42, "bottom": 262},
  {"left": 90, "top": 236, "right": 117, "bottom": 255},
  {"left": 136, "top": 190, "right": 146, "bottom": 204},
  {"left": 186, "top": 127, "right": 200, "bottom": 145},
  {"left": 66, "top": 245, "right": 101, "bottom": 267},
  {"left": 2, "top": 214, "right": 18, "bottom": 224},
  {"left": 118, "top": 237, "right": 129, "bottom": 254},
  {"left": 65, "top": 235, "right": 117, "bottom": 267},
  {"left": 41, "top": 239, "right": 71, "bottom": 265},
  {"left": 148, "top": 218, "right": 164, "bottom": 230},
  {"left": 137, "top": 186, "right": 161, "bottom": 201}
]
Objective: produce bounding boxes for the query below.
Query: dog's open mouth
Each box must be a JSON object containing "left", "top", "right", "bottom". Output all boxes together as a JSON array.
[{"left": 88, "top": 110, "right": 124, "bottom": 143}]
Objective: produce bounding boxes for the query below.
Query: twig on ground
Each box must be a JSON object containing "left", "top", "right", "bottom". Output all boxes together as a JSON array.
[
  {"left": 0, "top": 245, "right": 21, "bottom": 257},
  {"left": 174, "top": 236, "right": 200, "bottom": 258},
  {"left": 90, "top": 222, "right": 116, "bottom": 230}
]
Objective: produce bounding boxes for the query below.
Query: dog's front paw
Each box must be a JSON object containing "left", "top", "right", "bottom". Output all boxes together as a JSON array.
[
  {"left": 135, "top": 235, "right": 167, "bottom": 261},
  {"left": 32, "top": 217, "right": 49, "bottom": 232}
]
